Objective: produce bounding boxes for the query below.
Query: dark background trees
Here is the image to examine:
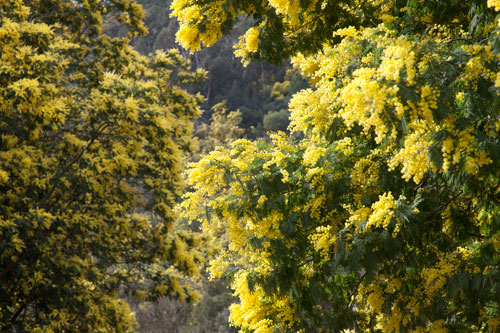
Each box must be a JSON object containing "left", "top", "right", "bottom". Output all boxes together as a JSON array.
[{"left": 106, "top": 0, "right": 308, "bottom": 137}]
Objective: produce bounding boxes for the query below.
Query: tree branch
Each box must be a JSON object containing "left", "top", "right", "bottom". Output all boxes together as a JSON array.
[{"left": 38, "top": 122, "right": 110, "bottom": 209}]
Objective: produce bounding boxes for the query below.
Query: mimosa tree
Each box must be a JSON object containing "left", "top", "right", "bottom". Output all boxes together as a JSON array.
[
  {"left": 175, "top": 0, "right": 500, "bottom": 331},
  {"left": 0, "top": 0, "right": 205, "bottom": 330}
]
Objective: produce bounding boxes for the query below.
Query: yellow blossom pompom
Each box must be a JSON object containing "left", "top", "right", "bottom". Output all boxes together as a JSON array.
[
  {"left": 488, "top": 0, "right": 500, "bottom": 11},
  {"left": 245, "top": 27, "right": 260, "bottom": 52}
]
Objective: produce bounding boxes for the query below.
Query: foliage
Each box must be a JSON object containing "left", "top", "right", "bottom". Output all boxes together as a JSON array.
[
  {"left": 181, "top": 0, "right": 500, "bottom": 332},
  {"left": 106, "top": 0, "right": 308, "bottom": 134},
  {"left": 0, "top": 0, "right": 205, "bottom": 330},
  {"left": 125, "top": 100, "right": 244, "bottom": 332},
  {"left": 262, "top": 68, "right": 309, "bottom": 133},
  {"left": 193, "top": 102, "right": 245, "bottom": 160},
  {"left": 171, "top": 0, "right": 493, "bottom": 65},
  {"left": 129, "top": 278, "right": 237, "bottom": 333},
  {"left": 128, "top": 295, "right": 193, "bottom": 332},
  {"left": 178, "top": 279, "right": 238, "bottom": 333},
  {"left": 263, "top": 109, "right": 290, "bottom": 132},
  {"left": 171, "top": 0, "right": 395, "bottom": 64}
]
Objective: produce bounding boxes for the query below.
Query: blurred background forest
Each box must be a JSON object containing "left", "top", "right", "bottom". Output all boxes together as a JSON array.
[
  {"left": 105, "top": 0, "right": 307, "bottom": 331},
  {"left": 106, "top": 0, "right": 308, "bottom": 138}
]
